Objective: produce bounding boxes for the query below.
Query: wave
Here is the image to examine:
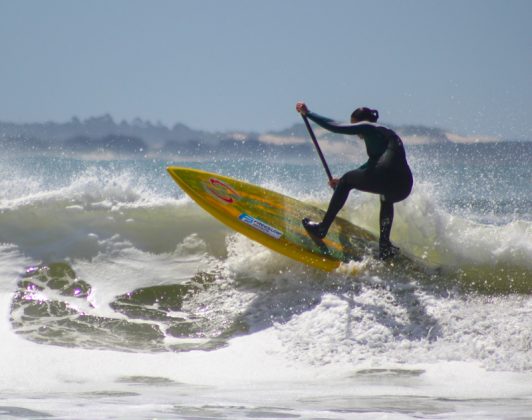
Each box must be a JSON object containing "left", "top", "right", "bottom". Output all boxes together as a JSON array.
[
  {"left": 1, "top": 167, "right": 530, "bottom": 292},
  {"left": 2, "top": 167, "right": 530, "bottom": 371},
  {"left": 7, "top": 241, "right": 531, "bottom": 371},
  {"left": 345, "top": 184, "right": 531, "bottom": 292},
  {"left": 2, "top": 155, "right": 531, "bottom": 398}
]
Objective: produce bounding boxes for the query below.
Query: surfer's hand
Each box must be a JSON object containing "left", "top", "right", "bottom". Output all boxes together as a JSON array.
[
  {"left": 329, "top": 178, "right": 340, "bottom": 189},
  {"left": 296, "top": 102, "right": 308, "bottom": 116}
]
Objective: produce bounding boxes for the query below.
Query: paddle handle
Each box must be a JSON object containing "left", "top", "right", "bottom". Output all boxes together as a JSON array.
[{"left": 302, "top": 114, "right": 333, "bottom": 182}]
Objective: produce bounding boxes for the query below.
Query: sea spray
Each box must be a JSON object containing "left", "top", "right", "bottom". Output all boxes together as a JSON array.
[{"left": 0, "top": 146, "right": 531, "bottom": 418}]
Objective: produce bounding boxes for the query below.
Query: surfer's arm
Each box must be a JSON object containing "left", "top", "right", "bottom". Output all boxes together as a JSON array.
[{"left": 306, "top": 112, "right": 373, "bottom": 136}]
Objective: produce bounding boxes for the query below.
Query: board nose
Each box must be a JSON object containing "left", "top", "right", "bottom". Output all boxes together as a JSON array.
[{"left": 166, "top": 166, "right": 188, "bottom": 182}]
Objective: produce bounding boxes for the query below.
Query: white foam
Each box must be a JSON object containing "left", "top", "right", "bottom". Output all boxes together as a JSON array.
[
  {"left": 341, "top": 182, "right": 532, "bottom": 272},
  {"left": 0, "top": 165, "right": 174, "bottom": 211}
]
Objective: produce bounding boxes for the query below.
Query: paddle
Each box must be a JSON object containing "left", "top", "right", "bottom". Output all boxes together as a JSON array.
[{"left": 301, "top": 114, "right": 333, "bottom": 182}]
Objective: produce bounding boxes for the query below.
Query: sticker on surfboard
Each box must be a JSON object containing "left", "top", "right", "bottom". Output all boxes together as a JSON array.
[
  {"left": 239, "top": 213, "right": 283, "bottom": 239},
  {"left": 204, "top": 178, "right": 240, "bottom": 204}
]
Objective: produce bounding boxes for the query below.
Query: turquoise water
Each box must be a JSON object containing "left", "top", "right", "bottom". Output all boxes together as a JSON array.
[{"left": 0, "top": 143, "right": 531, "bottom": 418}]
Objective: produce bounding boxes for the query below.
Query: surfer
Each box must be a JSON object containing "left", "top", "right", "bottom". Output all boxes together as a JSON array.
[{"left": 296, "top": 102, "right": 413, "bottom": 260}]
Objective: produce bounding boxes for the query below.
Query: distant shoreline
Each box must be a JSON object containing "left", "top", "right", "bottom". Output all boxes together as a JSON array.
[{"left": 1, "top": 115, "right": 528, "bottom": 160}]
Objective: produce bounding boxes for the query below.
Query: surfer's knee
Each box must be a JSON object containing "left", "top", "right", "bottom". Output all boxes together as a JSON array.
[{"left": 337, "top": 173, "right": 358, "bottom": 191}]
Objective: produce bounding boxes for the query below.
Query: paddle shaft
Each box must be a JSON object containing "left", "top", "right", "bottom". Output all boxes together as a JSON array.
[{"left": 302, "top": 114, "right": 333, "bottom": 182}]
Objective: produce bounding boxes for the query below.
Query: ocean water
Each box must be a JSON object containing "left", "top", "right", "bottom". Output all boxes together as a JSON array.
[{"left": 0, "top": 142, "right": 531, "bottom": 419}]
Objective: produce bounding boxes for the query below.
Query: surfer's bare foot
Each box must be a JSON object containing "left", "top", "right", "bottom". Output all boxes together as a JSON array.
[
  {"left": 302, "top": 218, "right": 327, "bottom": 239},
  {"left": 379, "top": 241, "right": 400, "bottom": 260}
]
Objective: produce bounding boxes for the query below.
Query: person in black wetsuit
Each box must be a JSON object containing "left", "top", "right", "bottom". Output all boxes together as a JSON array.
[{"left": 296, "top": 102, "right": 413, "bottom": 260}]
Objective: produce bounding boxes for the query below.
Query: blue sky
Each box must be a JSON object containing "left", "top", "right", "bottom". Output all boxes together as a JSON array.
[{"left": 1, "top": 0, "right": 531, "bottom": 139}]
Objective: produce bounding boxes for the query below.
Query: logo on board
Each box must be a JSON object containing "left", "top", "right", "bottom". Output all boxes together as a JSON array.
[
  {"left": 239, "top": 213, "right": 283, "bottom": 239},
  {"left": 204, "top": 178, "right": 240, "bottom": 204}
]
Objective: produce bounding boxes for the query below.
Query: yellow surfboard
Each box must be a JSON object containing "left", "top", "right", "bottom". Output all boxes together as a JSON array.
[{"left": 167, "top": 166, "right": 378, "bottom": 272}]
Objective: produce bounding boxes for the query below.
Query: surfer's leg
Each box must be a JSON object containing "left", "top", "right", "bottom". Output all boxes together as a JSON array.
[
  {"left": 323, "top": 168, "right": 388, "bottom": 227},
  {"left": 378, "top": 196, "right": 399, "bottom": 259},
  {"left": 320, "top": 178, "right": 353, "bottom": 230},
  {"left": 379, "top": 196, "right": 393, "bottom": 244},
  {"left": 303, "top": 182, "right": 349, "bottom": 239},
  {"left": 303, "top": 169, "right": 371, "bottom": 238}
]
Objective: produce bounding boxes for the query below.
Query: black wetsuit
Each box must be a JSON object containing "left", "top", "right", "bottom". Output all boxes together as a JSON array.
[{"left": 305, "top": 111, "right": 413, "bottom": 256}]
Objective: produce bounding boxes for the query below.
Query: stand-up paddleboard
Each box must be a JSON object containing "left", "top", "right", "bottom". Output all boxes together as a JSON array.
[{"left": 167, "top": 166, "right": 378, "bottom": 272}]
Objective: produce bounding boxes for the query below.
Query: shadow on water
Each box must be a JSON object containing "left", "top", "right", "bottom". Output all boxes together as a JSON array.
[
  {"left": 337, "top": 280, "right": 442, "bottom": 344},
  {"left": 207, "top": 253, "right": 446, "bottom": 347}
]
